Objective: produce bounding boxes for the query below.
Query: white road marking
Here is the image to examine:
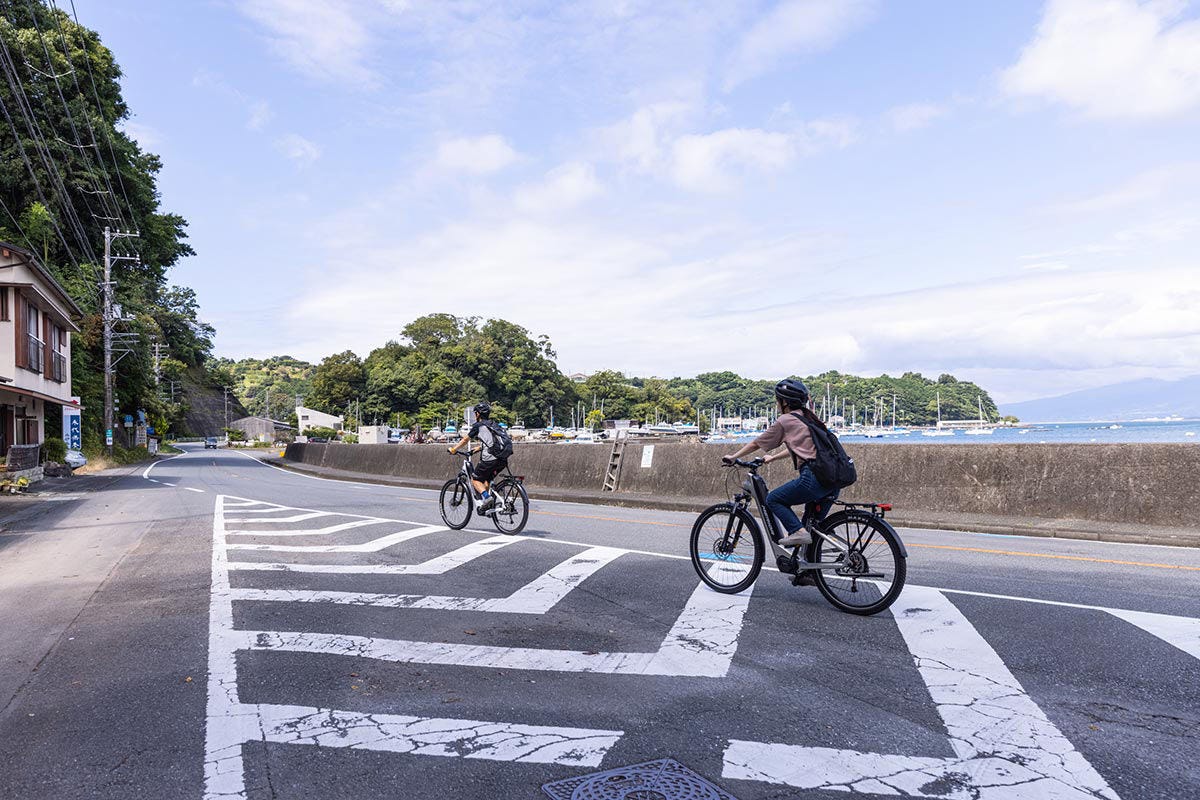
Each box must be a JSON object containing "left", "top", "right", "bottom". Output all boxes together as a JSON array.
[
  {"left": 229, "top": 546, "right": 624, "bottom": 613},
  {"left": 228, "top": 534, "right": 522, "bottom": 573},
  {"left": 185, "top": 487, "right": 206, "bottom": 493},
  {"left": 225, "top": 518, "right": 389, "bottom": 538},
  {"left": 224, "top": 511, "right": 332, "bottom": 524},
  {"left": 142, "top": 452, "right": 185, "bottom": 479},
  {"left": 1107, "top": 608, "right": 1200, "bottom": 661},
  {"left": 225, "top": 524, "right": 449, "bottom": 554},
  {"left": 238, "top": 577, "right": 752, "bottom": 677},
  {"left": 723, "top": 586, "right": 1120, "bottom": 799},
  {"left": 254, "top": 703, "right": 620, "bottom": 766},
  {"left": 204, "top": 495, "right": 626, "bottom": 799}
]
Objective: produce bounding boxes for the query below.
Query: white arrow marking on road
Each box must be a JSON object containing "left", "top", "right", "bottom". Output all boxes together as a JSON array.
[
  {"left": 225, "top": 524, "right": 447, "bottom": 553},
  {"left": 253, "top": 702, "right": 621, "bottom": 766},
  {"left": 722, "top": 585, "right": 1120, "bottom": 799},
  {"left": 228, "top": 545, "right": 624, "bottom": 613},
  {"left": 237, "top": 575, "right": 753, "bottom": 677},
  {"left": 224, "top": 511, "right": 333, "bottom": 524}
]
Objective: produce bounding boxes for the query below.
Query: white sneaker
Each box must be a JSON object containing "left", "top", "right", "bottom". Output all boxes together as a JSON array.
[{"left": 779, "top": 528, "right": 812, "bottom": 547}]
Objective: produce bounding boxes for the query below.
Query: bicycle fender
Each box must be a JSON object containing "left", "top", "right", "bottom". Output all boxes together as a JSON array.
[{"left": 821, "top": 509, "right": 908, "bottom": 558}]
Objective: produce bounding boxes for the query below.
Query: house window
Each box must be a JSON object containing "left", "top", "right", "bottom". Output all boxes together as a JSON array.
[
  {"left": 25, "top": 304, "right": 43, "bottom": 374},
  {"left": 0, "top": 287, "right": 8, "bottom": 321},
  {"left": 50, "top": 325, "right": 67, "bottom": 383}
]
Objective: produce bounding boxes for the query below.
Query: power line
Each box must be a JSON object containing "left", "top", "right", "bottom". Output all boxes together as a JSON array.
[
  {"left": 65, "top": 0, "right": 136, "bottom": 229},
  {"left": 0, "top": 27, "right": 99, "bottom": 267}
]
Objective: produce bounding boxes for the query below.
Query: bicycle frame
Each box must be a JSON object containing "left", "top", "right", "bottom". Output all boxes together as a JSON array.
[{"left": 730, "top": 463, "right": 855, "bottom": 567}]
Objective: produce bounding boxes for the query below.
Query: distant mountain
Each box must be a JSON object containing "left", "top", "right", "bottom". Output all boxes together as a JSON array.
[{"left": 999, "top": 375, "right": 1200, "bottom": 422}]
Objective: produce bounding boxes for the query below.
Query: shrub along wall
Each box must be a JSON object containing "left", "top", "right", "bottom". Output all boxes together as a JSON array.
[{"left": 286, "top": 441, "right": 1200, "bottom": 530}]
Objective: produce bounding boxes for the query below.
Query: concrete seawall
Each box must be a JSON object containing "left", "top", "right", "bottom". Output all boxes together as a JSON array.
[{"left": 283, "top": 441, "right": 1200, "bottom": 544}]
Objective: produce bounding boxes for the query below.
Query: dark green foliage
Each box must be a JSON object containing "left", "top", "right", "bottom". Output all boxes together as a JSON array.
[
  {"left": 41, "top": 436, "right": 66, "bottom": 462},
  {"left": 0, "top": 3, "right": 205, "bottom": 440}
]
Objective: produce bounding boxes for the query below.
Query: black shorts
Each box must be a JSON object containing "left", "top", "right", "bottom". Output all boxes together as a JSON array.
[{"left": 473, "top": 458, "right": 507, "bottom": 483}]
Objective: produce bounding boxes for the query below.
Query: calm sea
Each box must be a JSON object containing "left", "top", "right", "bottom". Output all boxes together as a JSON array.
[{"left": 837, "top": 419, "right": 1200, "bottom": 445}]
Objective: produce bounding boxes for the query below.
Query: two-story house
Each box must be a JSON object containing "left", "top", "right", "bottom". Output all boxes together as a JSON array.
[{"left": 0, "top": 242, "right": 82, "bottom": 454}]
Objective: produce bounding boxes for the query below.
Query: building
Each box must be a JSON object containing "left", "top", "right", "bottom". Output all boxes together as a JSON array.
[
  {"left": 357, "top": 425, "right": 389, "bottom": 444},
  {"left": 230, "top": 416, "right": 296, "bottom": 443},
  {"left": 295, "top": 405, "right": 343, "bottom": 434},
  {"left": 0, "top": 242, "right": 81, "bottom": 454}
]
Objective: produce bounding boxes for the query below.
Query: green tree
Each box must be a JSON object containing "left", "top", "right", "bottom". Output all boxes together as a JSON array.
[{"left": 309, "top": 351, "right": 366, "bottom": 415}]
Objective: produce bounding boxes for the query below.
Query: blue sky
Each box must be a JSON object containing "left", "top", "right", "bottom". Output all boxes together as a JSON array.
[{"left": 81, "top": 0, "right": 1200, "bottom": 402}]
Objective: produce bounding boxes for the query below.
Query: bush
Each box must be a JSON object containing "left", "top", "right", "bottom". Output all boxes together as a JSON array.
[{"left": 42, "top": 438, "right": 67, "bottom": 463}]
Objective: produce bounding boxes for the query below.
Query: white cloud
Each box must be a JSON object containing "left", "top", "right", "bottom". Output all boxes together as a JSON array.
[
  {"left": 274, "top": 133, "right": 321, "bottom": 166},
  {"left": 238, "top": 0, "right": 379, "bottom": 86},
  {"left": 670, "top": 128, "right": 796, "bottom": 192},
  {"left": 246, "top": 100, "right": 273, "bottom": 131},
  {"left": 1002, "top": 0, "right": 1200, "bottom": 119},
  {"left": 886, "top": 102, "right": 948, "bottom": 132},
  {"left": 1051, "top": 162, "right": 1200, "bottom": 214},
  {"left": 513, "top": 162, "right": 601, "bottom": 215},
  {"left": 120, "top": 121, "right": 162, "bottom": 151},
  {"left": 434, "top": 135, "right": 519, "bottom": 174},
  {"left": 724, "top": 0, "right": 878, "bottom": 90}
]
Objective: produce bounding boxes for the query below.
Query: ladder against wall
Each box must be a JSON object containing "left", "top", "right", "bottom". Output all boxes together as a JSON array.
[{"left": 603, "top": 440, "right": 625, "bottom": 492}]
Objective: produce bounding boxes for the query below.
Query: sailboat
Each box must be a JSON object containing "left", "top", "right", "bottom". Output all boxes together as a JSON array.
[
  {"left": 963, "top": 396, "right": 996, "bottom": 435},
  {"left": 922, "top": 391, "right": 955, "bottom": 437}
]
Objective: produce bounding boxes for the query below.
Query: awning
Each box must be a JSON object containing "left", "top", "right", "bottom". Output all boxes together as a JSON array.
[{"left": 0, "top": 383, "right": 82, "bottom": 408}]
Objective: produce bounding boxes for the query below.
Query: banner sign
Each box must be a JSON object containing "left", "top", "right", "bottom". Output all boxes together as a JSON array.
[{"left": 62, "top": 397, "right": 82, "bottom": 451}]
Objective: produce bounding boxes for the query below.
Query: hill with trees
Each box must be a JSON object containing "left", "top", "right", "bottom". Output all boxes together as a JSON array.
[{"left": 225, "top": 313, "right": 1000, "bottom": 431}]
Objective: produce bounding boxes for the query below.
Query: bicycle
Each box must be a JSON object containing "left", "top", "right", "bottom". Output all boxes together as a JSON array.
[
  {"left": 688, "top": 457, "right": 906, "bottom": 616},
  {"left": 439, "top": 450, "right": 530, "bottom": 535}
]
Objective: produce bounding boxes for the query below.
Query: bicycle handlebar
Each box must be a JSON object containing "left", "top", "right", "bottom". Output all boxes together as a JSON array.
[{"left": 722, "top": 457, "right": 764, "bottom": 469}]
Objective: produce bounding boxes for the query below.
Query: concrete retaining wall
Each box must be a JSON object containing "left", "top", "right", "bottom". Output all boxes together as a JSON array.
[{"left": 285, "top": 441, "right": 1200, "bottom": 530}]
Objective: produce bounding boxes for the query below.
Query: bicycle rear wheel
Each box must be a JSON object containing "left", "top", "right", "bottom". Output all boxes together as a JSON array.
[
  {"left": 689, "top": 504, "right": 763, "bottom": 594},
  {"left": 490, "top": 478, "right": 529, "bottom": 535},
  {"left": 439, "top": 478, "right": 473, "bottom": 530},
  {"left": 806, "top": 510, "right": 906, "bottom": 616}
]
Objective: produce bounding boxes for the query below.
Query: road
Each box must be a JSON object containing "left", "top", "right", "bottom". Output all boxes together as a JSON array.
[{"left": 1, "top": 444, "right": 1198, "bottom": 799}]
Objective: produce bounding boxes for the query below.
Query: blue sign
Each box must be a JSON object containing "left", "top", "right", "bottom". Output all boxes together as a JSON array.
[{"left": 63, "top": 398, "right": 83, "bottom": 451}]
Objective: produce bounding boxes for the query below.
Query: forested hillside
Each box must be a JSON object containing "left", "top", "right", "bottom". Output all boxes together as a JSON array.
[
  {"left": 1, "top": 3, "right": 213, "bottom": 447},
  {"left": 225, "top": 313, "right": 1000, "bottom": 430}
]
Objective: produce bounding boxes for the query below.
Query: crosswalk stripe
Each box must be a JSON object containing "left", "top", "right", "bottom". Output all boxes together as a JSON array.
[
  {"left": 225, "top": 524, "right": 447, "bottom": 553},
  {"left": 225, "top": 518, "right": 389, "bottom": 538},
  {"left": 227, "top": 534, "right": 517, "bottom": 571},
  {"left": 236, "top": 576, "right": 752, "bottom": 677},
  {"left": 228, "top": 546, "right": 624, "bottom": 613},
  {"left": 252, "top": 702, "right": 622, "bottom": 766},
  {"left": 224, "top": 511, "right": 333, "bottom": 524},
  {"left": 1107, "top": 608, "right": 1200, "bottom": 661},
  {"left": 723, "top": 586, "right": 1120, "bottom": 799}
]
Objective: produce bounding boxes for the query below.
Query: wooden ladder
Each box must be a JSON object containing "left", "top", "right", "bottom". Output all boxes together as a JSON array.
[{"left": 602, "top": 440, "right": 625, "bottom": 492}]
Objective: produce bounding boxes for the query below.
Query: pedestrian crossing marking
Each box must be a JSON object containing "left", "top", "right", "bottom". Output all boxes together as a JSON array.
[
  {"left": 226, "top": 524, "right": 448, "bottom": 553},
  {"left": 228, "top": 545, "right": 624, "bottom": 613},
  {"left": 722, "top": 586, "right": 1120, "bottom": 799},
  {"left": 227, "top": 533, "right": 520, "bottom": 573}
]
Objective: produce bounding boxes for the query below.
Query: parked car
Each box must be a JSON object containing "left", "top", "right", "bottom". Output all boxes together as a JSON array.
[
  {"left": 64, "top": 450, "right": 87, "bottom": 469},
  {"left": 204, "top": 436, "right": 219, "bottom": 449}
]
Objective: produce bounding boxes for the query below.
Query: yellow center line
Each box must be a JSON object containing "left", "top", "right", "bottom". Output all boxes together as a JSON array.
[{"left": 532, "top": 509, "right": 1200, "bottom": 572}]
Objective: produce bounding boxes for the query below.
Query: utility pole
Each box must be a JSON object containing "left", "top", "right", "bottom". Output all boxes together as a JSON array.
[
  {"left": 103, "top": 226, "right": 139, "bottom": 455},
  {"left": 223, "top": 386, "right": 231, "bottom": 430},
  {"left": 151, "top": 340, "right": 168, "bottom": 384}
]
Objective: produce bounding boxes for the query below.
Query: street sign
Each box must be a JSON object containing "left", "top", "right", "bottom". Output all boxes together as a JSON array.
[
  {"left": 62, "top": 397, "right": 82, "bottom": 451},
  {"left": 105, "top": 429, "right": 113, "bottom": 446}
]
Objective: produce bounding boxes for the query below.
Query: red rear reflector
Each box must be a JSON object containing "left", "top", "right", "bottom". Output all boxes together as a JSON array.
[{"left": 878, "top": 503, "right": 892, "bottom": 511}]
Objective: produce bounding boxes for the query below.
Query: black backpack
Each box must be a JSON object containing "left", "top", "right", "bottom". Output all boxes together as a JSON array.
[
  {"left": 480, "top": 420, "right": 514, "bottom": 459},
  {"left": 791, "top": 412, "right": 857, "bottom": 490}
]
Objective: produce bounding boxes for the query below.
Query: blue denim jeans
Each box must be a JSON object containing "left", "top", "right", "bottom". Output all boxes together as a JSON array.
[{"left": 766, "top": 465, "right": 838, "bottom": 536}]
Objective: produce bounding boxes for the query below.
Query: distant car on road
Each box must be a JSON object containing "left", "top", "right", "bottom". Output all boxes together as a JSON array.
[
  {"left": 64, "top": 450, "right": 87, "bottom": 469},
  {"left": 204, "top": 436, "right": 219, "bottom": 449}
]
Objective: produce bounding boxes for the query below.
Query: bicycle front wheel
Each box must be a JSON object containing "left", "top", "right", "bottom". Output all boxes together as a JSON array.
[
  {"left": 439, "top": 478, "right": 473, "bottom": 530},
  {"left": 806, "top": 511, "right": 906, "bottom": 616},
  {"left": 689, "top": 504, "right": 763, "bottom": 594},
  {"left": 490, "top": 478, "right": 529, "bottom": 535}
]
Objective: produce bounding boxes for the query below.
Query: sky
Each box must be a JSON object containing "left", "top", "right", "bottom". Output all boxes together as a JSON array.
[{"left": 77, "top": 0, "right": 1200, "bottom": 403}]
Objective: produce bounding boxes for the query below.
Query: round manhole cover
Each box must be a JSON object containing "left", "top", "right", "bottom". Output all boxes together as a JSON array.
[{"left": 541, "top": 758, "right": 738, "bottom": 800}]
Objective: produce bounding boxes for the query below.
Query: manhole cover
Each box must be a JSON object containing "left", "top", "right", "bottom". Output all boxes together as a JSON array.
[{"left": 542, "top": 758, "right": 739, "bottom": 800}]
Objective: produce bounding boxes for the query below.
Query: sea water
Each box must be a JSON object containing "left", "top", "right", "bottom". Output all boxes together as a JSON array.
[{"left": 835, "top": 419, "right": 1200, "bottom": 445}]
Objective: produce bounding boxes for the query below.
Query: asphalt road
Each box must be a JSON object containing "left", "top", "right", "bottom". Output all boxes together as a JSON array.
[{"left": 1, "top": 444, "right": 1198, "bottom": 800}]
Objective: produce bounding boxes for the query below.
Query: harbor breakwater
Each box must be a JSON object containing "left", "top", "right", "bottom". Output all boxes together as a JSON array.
[{"left": 283, "top": 441, "right": 1200, "bottom": 545}]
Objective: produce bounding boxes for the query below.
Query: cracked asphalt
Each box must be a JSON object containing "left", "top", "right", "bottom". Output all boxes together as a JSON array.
[{"left": 0, "top": 444, "right": 1197, "bottom": 799}]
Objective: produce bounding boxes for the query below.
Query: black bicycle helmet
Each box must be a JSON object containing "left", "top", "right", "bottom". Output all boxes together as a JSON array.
[
  {"left": 774, "top": 378, "right": 809, "bottom": 406},
  {"left": 473, "top": 401, "right": 492, "bottom": 419}
]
